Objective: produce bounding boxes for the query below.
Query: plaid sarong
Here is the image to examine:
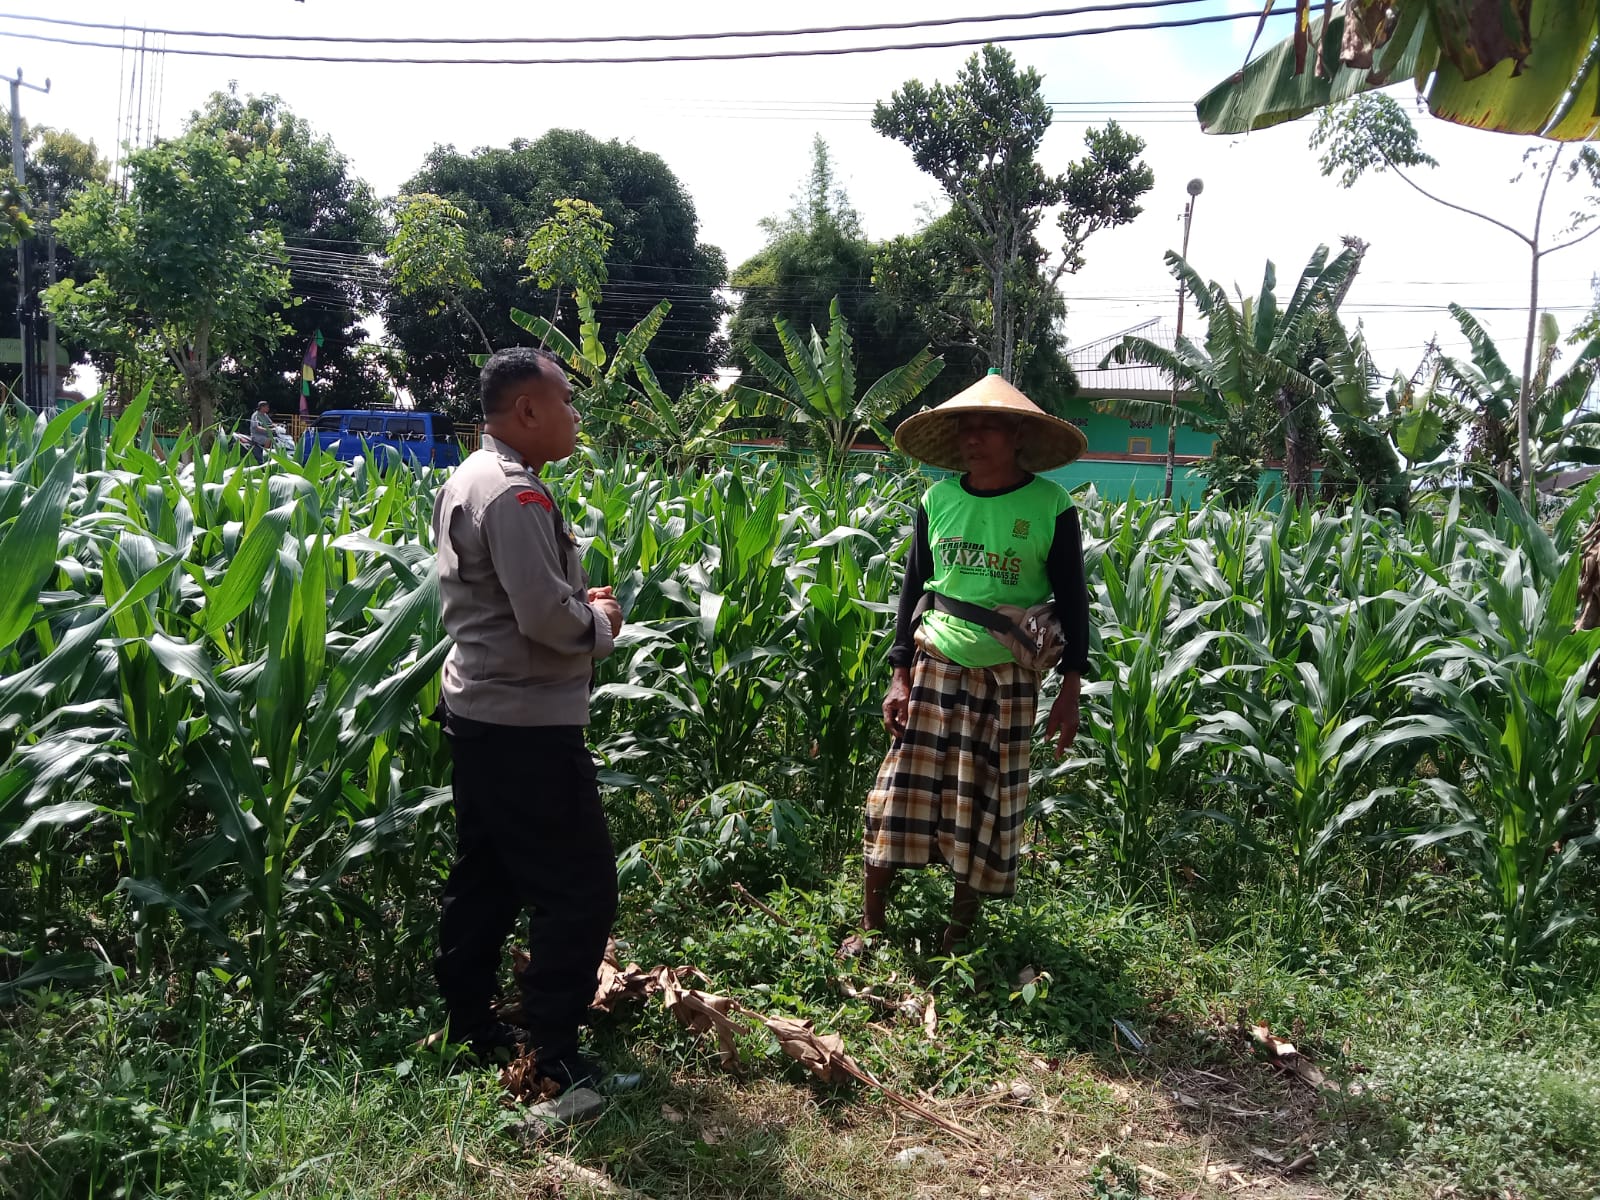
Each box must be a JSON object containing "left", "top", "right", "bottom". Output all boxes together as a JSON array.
[{"left": 863, "top": 650, "right": 1039, "bottom": 896}]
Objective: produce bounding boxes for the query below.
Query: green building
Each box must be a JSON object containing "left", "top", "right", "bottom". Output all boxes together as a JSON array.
[
  {"left": 730, "top": 317, "right": 1245, "bottom": 504},
  {"left": 1038, "top": 318, "right": 1213, "bottom": 503}
]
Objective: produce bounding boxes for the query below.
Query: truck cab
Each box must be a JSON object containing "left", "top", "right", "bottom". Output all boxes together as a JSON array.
[{"left": 300, "top": 410, "right": 462, "bottom": 468}]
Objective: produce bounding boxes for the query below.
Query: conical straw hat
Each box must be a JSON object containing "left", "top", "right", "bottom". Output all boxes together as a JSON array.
[{"left": 894, "top": 369, "right": 1087, "bottom": 472}]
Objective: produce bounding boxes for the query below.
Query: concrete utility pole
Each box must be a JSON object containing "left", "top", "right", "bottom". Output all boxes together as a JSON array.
[
  {"left": 1162, "top": 178, "right": 1203, "bottom": 502},
  {"left": 44, "top": 197, "right": 56, "bottom": 412},
  {"left": 3, "top": 68, "right": 50, "bottom": 410}
]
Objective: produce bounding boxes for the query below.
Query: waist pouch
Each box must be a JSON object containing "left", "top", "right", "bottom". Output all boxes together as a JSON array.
[{"left": 913, "top": 592, "right": 1062, "bottom": 673}]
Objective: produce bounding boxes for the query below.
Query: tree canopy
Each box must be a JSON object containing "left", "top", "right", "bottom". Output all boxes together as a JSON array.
[
  {"left": 727, "top": 137, "right": 928, "bottom": 408},
  {"left": 186, "top": 90, "right": 385, "bottom": 414},
  {"left": 44, "top": 129, "right": 293, "bottom": 434},
  {"left": 385, "top": 130, "right": 727, "bottom": 414},
  {"left": 873, "top": 44, "right": 1153, "bottom": 385},
  {"left": 0, "top": 113, "right": 106, "bottom": 350}
]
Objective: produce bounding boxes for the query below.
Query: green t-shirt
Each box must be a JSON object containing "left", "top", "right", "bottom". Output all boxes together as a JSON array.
[{"left": 920, "top": 474, "right": 1074, "bottom": 668}]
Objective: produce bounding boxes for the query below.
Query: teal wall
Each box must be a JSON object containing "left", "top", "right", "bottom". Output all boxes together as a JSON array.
[
  {"left": 1038, "top": 394, "right": 1217, "bottom": 502},
  {"left": 1040, "top": 459, "right": 1210, "bottom": 505},
  {"left": 1056, "top": 395, "right": 1216, "bottom": 460}
]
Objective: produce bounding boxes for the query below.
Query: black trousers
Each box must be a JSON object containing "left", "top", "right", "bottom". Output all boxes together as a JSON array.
[{"left": 433, "top": 718, "right": 618, "bottom": 1063}]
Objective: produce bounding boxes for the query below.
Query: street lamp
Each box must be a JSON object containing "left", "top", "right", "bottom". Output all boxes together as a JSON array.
[{"left": 1163, "top": 178, "right": 1203, "bottom": 502}]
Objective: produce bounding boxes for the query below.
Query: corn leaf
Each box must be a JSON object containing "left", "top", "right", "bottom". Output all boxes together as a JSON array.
[{"left": 0, "top": 439, "right": 81, "bottom": 655}]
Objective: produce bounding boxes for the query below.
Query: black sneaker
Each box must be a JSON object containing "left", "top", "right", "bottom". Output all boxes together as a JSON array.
[
  {"left": 463, "top": 1020, "right": 533, "bottom": 1064},
  {"left": 537, "top": 1053, "right": 603, "bottom": 1094}
]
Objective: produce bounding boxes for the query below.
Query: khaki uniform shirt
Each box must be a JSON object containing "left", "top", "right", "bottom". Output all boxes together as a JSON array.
[{"left": 431, "top": 434, "right": 615, "bottom": 726}]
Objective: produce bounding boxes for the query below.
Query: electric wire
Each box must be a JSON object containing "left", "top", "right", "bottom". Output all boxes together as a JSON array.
[
  {"left": 0, "top": 6, "right": 1301, "bottom": 66},
  {"left": 0, "top": 1, "right": 1239, "bottom": 45}
]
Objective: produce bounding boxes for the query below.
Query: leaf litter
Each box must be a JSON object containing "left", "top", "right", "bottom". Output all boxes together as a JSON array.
[{"left": 497, "top": 941, "right": 980, "bottom": 1143}]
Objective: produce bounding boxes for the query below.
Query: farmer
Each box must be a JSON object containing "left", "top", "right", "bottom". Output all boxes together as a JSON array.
[
  {"left": 248, "top": 401, "right": 275, "bottom": 463},
  {"left": 431, "top": 346, "right": 624, "bottom": 1090},
  {"left": 842, "top": 369, "right": 1091, "bottom": 957}
]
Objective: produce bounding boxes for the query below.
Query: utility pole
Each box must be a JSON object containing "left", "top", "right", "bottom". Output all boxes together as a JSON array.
[
  {"left": 4, "top": 67, "right": 50, "bottom": 411},
  {"left": 1163, "top": 178, "right": 1203, "bottom": 502},
  {"left": 44, "top": 196, "right": 56, "bottom": 412}
]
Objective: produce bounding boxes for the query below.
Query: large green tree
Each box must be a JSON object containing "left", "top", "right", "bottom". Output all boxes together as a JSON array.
[
  {"left": 386, "top": 130, "right": 727, "bottom": 413},
  {"left": 873, "top": 44, "right": 1153, "bottom": 382},
  {"left": 44, "top": 129, "right": 292, "bottom": 434},
  {"left": 728, "top": 137, "right": 927, "bottom": 402},
  {"left": 0, "top": 114, "right": 106, "bottom": 349},
  {"left": 187, "top": 90, "right": 384, "bottom": 415},
  {"left": 872, "top": 209, "right": 1078, "bottom": 415}
]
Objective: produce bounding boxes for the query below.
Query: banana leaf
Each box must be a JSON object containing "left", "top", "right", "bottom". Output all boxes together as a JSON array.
[{"left": 1197, "top": 0, "right": 1599, "bottom": 141}]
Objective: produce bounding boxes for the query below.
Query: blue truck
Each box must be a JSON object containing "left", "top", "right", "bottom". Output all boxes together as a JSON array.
[{"left": 300, "top": 410, "right": 463, "bottom": 468}]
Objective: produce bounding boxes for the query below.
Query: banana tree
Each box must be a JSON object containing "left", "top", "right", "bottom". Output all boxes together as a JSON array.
[
  {"left": 1104, "top": 245, "right": 1366, "bottom": 504},
  {"left": 600, "top": 367, "right": 741, "bottom": 474},
  {"left": 510, "top": 295, "right": 670, "bottom": 450},
  {"left": 1197, "top": 1, "right": 1600, "bottom": 141},
  {"left": 736, "top": 297, "right": 944, "bottom": 468},
  {"left": 1315, "top": 318, "right": 1465, "bottom": 511},
  {"left": 1436, "top": 304, "right": 1600, "bottom": 495}
]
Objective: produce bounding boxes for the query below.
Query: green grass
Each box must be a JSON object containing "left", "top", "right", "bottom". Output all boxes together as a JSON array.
[{"left": 6, "top": 854, "right": 1600, "bottom": 1199}]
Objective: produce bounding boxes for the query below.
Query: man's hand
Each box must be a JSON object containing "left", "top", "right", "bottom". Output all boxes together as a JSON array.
[
  {"left": 1045, "top": 673, "right": 1081, "bottom": 756},
  {"left": 882, "top": 667, "right": 912, "bottom": 738},
  {"left": 588, "top": 586, "right": 624, "bottom": 637}
]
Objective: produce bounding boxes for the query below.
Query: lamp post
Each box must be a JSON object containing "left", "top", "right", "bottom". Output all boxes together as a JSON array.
[{"left": 1163, "top": 177, "right": 1203, "bottom": 502}]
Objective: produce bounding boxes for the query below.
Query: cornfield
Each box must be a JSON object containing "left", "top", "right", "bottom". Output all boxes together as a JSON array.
[{"left": 4, "top": 392, "right": 1600, "bottom": 1042}]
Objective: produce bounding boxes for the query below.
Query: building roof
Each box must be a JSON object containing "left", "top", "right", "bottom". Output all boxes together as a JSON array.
[{"left": 1066, "top": 318, "right": 1195, "bottom": 400}]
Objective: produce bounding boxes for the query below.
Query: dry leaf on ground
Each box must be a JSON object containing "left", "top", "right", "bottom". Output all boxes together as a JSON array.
[
  {"left": 500, "top": 1051, "right": 561, "bottom": 1104},
  {"left": 759, "top": 1014, "right": 859, "bottom": 1084},
  {"left": 1248, "top": 1023, "right": 1341, "bottom": 1092},
  {"left": 592, "top": 943, "right": 659, "bottom": 1013},
  {"left": 660, "top": 970, "right": 749, "bottom": 1070}
]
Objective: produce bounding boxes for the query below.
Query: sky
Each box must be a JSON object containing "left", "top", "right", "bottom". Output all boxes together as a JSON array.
[{"left": 5, "top": 0, "right": 1597, "bottom": 390}]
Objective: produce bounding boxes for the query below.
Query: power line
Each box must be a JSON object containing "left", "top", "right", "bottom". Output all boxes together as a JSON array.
[
  {"left": 637, "top": 111, "right": 1201, "bottom": 123},
  {"left": 0, "top": 6, "right": 1301, "bottom": 66},
  {"left": 0, "top": 1, "right": 1231, "bottom": 45},
  {"left": 657, "top": 96, "right": 1197, "bottom": 106}
]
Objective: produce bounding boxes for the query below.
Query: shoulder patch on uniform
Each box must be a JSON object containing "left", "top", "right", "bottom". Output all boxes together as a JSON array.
[{"left": 516, "top": 489, "right": 553, "bottom": 511}]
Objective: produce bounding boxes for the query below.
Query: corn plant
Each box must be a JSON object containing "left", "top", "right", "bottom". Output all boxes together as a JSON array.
[
  {"left": 12, "top": 388, "right": 1600, "bottom": 1022},
  {"left": 596, "top": 464, "right": 798, "bottom": 794},
  {"left": 1383, "top": 545, "right": 1600, "bottom": 977},
  {"left": 0, "top": 406, "right": 451, "bottom": 1031},
  {"left": 780, "top": 466, "right": 914, "bottom": 844},
  {"left": 1199, "top": 595, "right": 1438, "bottom": 918},
  {"left": 1049, "top": 547, "right": 1227, "bottom": 885}
]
